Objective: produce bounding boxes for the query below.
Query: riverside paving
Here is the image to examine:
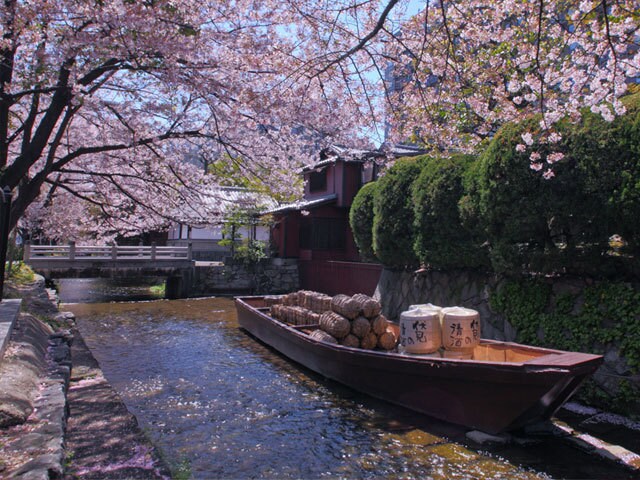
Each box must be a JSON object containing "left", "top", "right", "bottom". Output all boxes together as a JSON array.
[{"left": 0, "top": 278, "right": 170, "bottom": 479}]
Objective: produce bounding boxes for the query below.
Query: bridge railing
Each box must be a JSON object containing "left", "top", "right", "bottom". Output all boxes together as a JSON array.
[{"left": 24, "top": 242, "right": 192, "bottom": 262}]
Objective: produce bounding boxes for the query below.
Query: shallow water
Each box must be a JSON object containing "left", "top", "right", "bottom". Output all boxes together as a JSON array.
[
  {"left": 60, "top": 281, "right": 636, "bottom": 479},
  {"left": 56, "top": 277, "right": 165, "bottom": 303}
]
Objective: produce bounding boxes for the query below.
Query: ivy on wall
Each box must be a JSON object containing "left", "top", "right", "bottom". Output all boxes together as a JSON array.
[{"left": 490, "top": 279, "right": 640, "bottom": 414}]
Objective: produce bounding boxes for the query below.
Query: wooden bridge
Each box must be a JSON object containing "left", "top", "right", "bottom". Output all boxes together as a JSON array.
[{"left": 24, "top": 243, "right": 194, "bottom": 294}]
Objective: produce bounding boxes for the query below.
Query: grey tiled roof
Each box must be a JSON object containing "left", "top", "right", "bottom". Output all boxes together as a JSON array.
[
  {"left": 302, "top": 144, "right": 428, "bottom": 172},
  {"left": 174, "top": 186, "right": 278, "bottom": 226}
]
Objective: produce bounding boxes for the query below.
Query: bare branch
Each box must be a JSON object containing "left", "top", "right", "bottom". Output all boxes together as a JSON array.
[{"left": 314, "top": 0, "right": 401, "bottom": 75}]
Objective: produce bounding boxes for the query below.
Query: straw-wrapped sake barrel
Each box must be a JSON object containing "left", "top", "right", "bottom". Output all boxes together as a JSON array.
[
  {"left": 399, "top": 308, "right": 442, "bottom": 354},
  {"left": 441, "top": 306, "right": 480, "bottom": 359},
  {"left": 319, "top": 311, "right": 351, "bottom": 339}
]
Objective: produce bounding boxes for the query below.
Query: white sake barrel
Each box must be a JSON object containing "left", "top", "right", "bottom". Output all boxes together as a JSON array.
[
  {"left": 409, "top": 303, "right": 442, "bottom": 312},
  {"left": 399, "top": 308, "right": 442, "bottom": 354},
  {"left": 441, "top": 307, "right": 480, "bottom": 355}
]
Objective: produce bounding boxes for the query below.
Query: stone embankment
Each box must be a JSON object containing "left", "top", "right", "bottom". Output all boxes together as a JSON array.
[
  {"left": 0, "top": 287, "right": 71, "bottom": 478},
  {"left": 190, "top": 257, "right": 299, "bottom": 296},
  {"left": 0, "top": 277, "right": 170, "bottom": 479}
]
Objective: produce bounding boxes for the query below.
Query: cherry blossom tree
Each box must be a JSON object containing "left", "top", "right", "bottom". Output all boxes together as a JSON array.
[
  {"left": 2, "top": 0, "right": 372, "bottom": 239},
  {"left": 380, "top": 0, "right": 639, "bottom": 179},
  {"left": 2, "top": 0, "right": 638, "bottom": 240}
]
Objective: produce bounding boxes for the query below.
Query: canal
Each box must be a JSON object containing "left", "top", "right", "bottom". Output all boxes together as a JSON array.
[{"left": 58, "top": 278, "right": 637, "bottom": 479}]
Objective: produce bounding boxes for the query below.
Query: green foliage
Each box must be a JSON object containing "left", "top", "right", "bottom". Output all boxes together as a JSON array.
[
  {"left": 149, "top": 283, "right": 166, "bottom": 297},
  {"left": 6, "top": 261, "right": 35, "bottom": 285},
  {"left": 209, "top": 155, "right": 301, "bottom": 203},
  {"left": 234, "top": 239, "right": 268, "bottom": 266},
  {"left": 469, "top": 117, "right": 612, "bottom": 276},
  {"left": 489, "top": 279, "right": 551, "bottom": 344},
  {"left": 218, "top": 207, "right": 271, "bottom": 263},
  {"left": 350, "top": 94, "right": 640, "bottom": 278},
  {"left": 349, "top": 181, "right": 378, "bottom": 262},
  {"left": 412, "top": 154, "right": 488, "bottom": 269},
  {"left": 219, "top": 206, "right": 272, "bottom": 264},
  {"left": 568, "top": 93, "right": 640, "bottom": 262},
  {"left": 490, "top": 278, "right": 640, "bottom": 414},
  {"left": 373, "top": 157, "right": 424, "bottom": 269}
]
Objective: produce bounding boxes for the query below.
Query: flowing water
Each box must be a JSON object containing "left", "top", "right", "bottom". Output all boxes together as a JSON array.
[{"left": 58, "top": 279, "right": 636, "bottom": 479}]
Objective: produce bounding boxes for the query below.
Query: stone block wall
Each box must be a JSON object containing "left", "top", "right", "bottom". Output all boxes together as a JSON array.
[
  {"left": 374, "top": 268, "right": 511, "bottom": 340},
  {"left": 190, "top": 258, "right": 299, "bottom": 295}
]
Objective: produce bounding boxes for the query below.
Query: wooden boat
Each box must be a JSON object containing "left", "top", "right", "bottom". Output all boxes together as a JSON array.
[{"left": 235, "top": 296, "right": 603, "bottom": 434}]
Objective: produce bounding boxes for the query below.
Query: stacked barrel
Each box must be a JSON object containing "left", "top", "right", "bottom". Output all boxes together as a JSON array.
[
  {"left": 268, "top": 291, "right": 330, "bottom": 326},
  {"left": 268, "top": 291, "right": 398, "bottom": 351}
]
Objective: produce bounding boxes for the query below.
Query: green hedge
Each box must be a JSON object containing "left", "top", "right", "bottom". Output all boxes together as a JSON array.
[
  {"left": 412, "top": 154, "right": 488, "bottom": 269},
  {"left": 568, "top": 93, "right": 640, "bottom": 262},
  {"left": 466, "top": 116, "right": 613, "bottom": 276},
  {"left": 357, "top": 94, "right": 640, "bottom": 277},
  {"left": 349, "top": 181, "right": 378, "bottom": 262},
  {"left": 372, "top": 157, "right": 424, "bottom": 269}
]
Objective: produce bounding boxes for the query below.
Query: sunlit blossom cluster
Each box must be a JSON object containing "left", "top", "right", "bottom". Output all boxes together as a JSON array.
[
  {"left": 2, "top": 0, "right": 378, "bottom": 239},
  {"left": 383, "top": 0, "right": 639, "bottom": 174},
  {"left": 1, "top": 0, "right": 638, "bottom": 240}
]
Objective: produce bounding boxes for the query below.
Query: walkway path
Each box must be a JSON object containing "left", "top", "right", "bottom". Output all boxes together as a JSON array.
[{"left": 0, "top": 279, "right": 171, "bottom": 479}]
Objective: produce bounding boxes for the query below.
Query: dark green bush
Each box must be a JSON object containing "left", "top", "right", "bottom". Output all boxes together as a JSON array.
[
  {"left": 459, "top": 155, "right": 487, "bottom": 249},
  {"left": 373, "top": 157, "right": 424, "bottom": 269},
  {"left": 412, "top": 154, "right": 488, "bottom": 269},
  {"left": 568, "top": 93, "right": 640, "bottom": 264},
  {"left": 468, "top": 117, "right": 610, "bottom": 276},
  {"left": 349, "top": 181, "right": 378, "bottom": 262}
]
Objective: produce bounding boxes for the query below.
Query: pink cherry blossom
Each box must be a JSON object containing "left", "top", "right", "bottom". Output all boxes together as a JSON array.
[
  {"left": 0, "top": 0, "right": 636, "bottom": 239},
  {"left": 530, "top": 162, "right": 544, "bottom": 171},
  {"left": 548, "top": 132, "right": 562, "bottom": 144},
  {"left": 546, "top": 152, "right": 565, "bottom": 164},
  {"left": 522, "top": 133, "right": 535, "bottom": 146}
]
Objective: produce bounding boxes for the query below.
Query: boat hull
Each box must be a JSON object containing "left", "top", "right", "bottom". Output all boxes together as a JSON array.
[{"left": 235, "top": 296, "right": 602, "bottom": 434}]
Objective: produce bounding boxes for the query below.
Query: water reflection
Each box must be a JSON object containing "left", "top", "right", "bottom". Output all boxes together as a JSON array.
[
  {"left": 57, "top": 277, "right": 165, "bottom": 303},
  {"left": 63, "top": 289, "right": 636, "bottom": 479}
]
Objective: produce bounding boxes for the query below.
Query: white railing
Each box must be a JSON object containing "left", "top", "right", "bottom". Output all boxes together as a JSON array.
[{"left": 24, "top": 242, "right": 192, "bottom": 262}]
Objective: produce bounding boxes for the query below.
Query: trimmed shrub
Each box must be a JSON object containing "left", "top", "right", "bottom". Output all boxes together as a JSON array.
[
  {"left": 412, "top": 154, "right": 488, "bottom": 269},
  {"left": 349, "top": 181, "right": 378, "bottom": 262},
  {"left": 373, "top": 157, "right": 424, "bottom": 269},
  {"left": 568, "top": 93, "right": 640, "bottom": 264},
  {"left": 459, "top": 155, "right": 487, "bottom": 252},
  {"left": 469, "top": 117, "right": 610, "bottom": 276}
]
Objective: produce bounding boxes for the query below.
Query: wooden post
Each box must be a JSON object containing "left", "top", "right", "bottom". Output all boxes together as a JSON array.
[
  {"left": 69, "top": 241, "right": 76, "bottom": 261},
  {"left": 112, "top": 244, "right": 117, "bottom": 260},
  {"left": 0, "top": 187, "right": 12, "bottom": 301},
  {"left": 151, "top": 242, "right": 157, "bottom": 261},
  {"left": 187, "top": 242, "right": 193, "bottom": 261},
  {"left": 23, "top": 242, "right": 31, "bottom": 261}
]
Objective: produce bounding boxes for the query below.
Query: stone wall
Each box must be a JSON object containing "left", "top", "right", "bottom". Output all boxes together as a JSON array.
[
  {"left": 190, "top": 258, "right": 299, "bottom": 296},
  {"left": 374, "top": 268, "right": 513, "bottom": 340},
  {"left": 374, "top": 267, "right": 640, "bottom": 415}
]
